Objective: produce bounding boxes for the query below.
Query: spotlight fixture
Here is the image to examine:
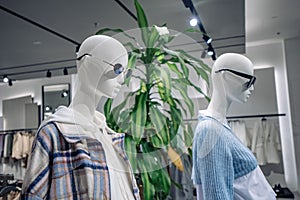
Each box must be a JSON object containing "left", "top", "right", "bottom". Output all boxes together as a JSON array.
[
  {"left": 3, "top": 75, "right": 9, "bottom": 83},
  {"left": 61, "top": 90, "right": 68, "bottom": 98},
  {"left": 8, "top": 79, "right": 13, "bottom": 86},
  {"left": 203, "top": 34, "right": 212, "bottom": 44},
  {"left": 45, "top": 105, "right": 52, "bottom": 111},
  {"left": 63, "top": 67, "right": 68, "bottom": 75},
  {"left": 46, "top": 70, "right": 51, "bottom": 78},
  {"left": 211, "top": 54, "right": 216, "bottom": 61},
  {"left": 189, "top": 18, "right": 198, "bottom": 27},
  {"left": 207, "top": 45, "right": 214, "bottom": 56}
]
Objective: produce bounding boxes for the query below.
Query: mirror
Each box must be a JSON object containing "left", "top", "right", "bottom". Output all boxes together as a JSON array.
[{"left": 42, "top": 83, "right": 71, "bottom": 120}]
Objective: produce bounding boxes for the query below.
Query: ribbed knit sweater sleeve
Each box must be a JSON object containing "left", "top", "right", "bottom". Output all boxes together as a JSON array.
[{"left": 193, "top": 120, "right": 234, "bottom": 199}]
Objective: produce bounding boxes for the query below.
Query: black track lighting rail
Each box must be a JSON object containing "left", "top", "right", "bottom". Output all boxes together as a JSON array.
[
  {"left": 0, "top": 58, "right": 76, "bottom": 72},
  {"left": 114, "top": 0, "right": 137, "bottom": 21},
  {"left": 0, "top": 65, "right": 76, "bottom": 77},
  {"left": 182, "top": 0, "right": 216, "bottom": 60}
]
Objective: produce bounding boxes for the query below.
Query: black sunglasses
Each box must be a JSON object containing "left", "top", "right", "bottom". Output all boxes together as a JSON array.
[
  {"left": 76, "top": 53, "right": 126, "bottom": 76},
  {"left": 102, "top": 60, "right": 133, "bottom": 79},
  {"left": 103, "top": 60, "right": 124, "bottom": 75},
  {"left": 215, "top": 68, "right": 256, "bottom": 89}
]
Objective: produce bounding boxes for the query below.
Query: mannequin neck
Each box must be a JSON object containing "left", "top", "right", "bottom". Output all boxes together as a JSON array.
[
  {"left": 69, "top": 90, "right": 98, "bottom": 122},
  {"left": 206, "top": 90, "right": 232, "bottom": 123}
]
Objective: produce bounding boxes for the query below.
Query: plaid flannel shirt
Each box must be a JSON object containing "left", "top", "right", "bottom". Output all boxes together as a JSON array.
[{"left": 21, "top": 122, "right": 140, "bottom": 200}]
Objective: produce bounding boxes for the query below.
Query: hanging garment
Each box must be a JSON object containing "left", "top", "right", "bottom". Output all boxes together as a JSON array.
[
  {"left": 0, "top": 134, "right": 5, "bottom": 157},
  {"left": 228, "top": 120, "right": 250, "bottom": 147},
  {"left": 11, "top": 132, "right": 23, "bottom": 160},
  {"left": 21, "top": 106, "right": 140, "bottom": 200},
  {"left": 251, "top": 119, "right": 281, "bottom": 165},
  {"left": 192, "top": 111, "right": 276, "bottom": 200}
]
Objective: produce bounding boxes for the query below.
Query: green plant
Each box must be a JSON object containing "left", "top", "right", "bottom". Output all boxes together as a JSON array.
[{"left": 97, "top": 0, "right": 211, "bottom": 199}]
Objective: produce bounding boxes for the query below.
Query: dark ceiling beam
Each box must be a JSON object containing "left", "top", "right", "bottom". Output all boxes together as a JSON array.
[
  {"left": 0, "top": 4, "right": 80, "bottom": 46},
  {"left": 114, "top": 0, "right": 137, "bottom": 21}
]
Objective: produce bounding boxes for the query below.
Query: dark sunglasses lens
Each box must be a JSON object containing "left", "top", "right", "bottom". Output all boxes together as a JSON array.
[
  {"left": 245, "top": 77, "right": 256, "bottom": 89},
  {"left": 114, "top": 63, "right": 124, "bottom": 75}
]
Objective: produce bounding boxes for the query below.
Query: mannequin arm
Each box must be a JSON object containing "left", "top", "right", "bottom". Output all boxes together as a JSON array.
[{"left": 21, "top": 125, "right": 53, "bottom": 199}]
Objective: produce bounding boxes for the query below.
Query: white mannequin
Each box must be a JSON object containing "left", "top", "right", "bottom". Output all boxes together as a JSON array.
[
  {"left": 206, "top": 53, "right": 255, "bottom": 123},
  {"left": 22, "top": 35, "right": 140, "bottom": 199},
  {"left": 192, "top": 53, "right": 276, "bottom": 199}
]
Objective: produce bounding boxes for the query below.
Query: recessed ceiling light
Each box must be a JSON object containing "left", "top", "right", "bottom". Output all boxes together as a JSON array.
[{"left": 33, "top": 41, "right": 42, "bottom": 45}]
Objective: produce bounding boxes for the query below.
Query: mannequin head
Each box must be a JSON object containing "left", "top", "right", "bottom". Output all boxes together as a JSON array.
[
  {"left": 211, "top": 53, "right": 255, "bottom": 104},
  {"left": 70, "top": 35, "right": 128, "bottom": 118}
]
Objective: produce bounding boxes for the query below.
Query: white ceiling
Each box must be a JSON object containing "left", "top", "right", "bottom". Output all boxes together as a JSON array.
[{"left": 0, "top": 0, "right": 299, "bottom": 82}]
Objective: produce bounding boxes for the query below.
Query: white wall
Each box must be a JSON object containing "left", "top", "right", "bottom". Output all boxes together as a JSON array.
[
  {"left": 284, "top": 36, "right": 300, "bottom": 192},
  {"left": 0, "top": 75, "right": 72, "bottom": 117},
  {"left": 245, "top": 40, "right": 298, "bottom": 191}
]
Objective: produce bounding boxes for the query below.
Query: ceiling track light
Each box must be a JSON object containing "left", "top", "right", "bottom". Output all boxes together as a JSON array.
[
  {"left": 203, "top": 34, "right": 212, "bottom": 44},
  {"left": 63, "top": 67, "right": 68, "bottom": 75},
  {"left": 211, "top": 54, "right": 216, "bottom": 61},
  {"left": 207, "top": 45, "right": 214, "bottom": 56},
  {"left": 8, "top": 79, "right": 13, "bottom": 86},
  {"left": 189, "top": 17, "right": 198, "bottom": 27},
  {"left": 46, "top": 70, "right": 52, "bottom": 78},
  {"left": 3, "top": 75, "right": 9, "bottom": 83}
]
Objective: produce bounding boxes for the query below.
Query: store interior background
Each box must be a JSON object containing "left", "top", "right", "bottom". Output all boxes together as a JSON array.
[{"left": 0, "top": 0, "right": 300, "bottom": 198}]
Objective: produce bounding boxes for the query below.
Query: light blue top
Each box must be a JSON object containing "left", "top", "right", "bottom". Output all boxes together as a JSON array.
[{"left": 192, "top": 113, "right": 257, "bottom": 199}]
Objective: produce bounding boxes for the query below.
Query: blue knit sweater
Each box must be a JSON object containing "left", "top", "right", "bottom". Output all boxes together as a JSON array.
[{"left": 192, "top": 114, "right": 257, "bottom": 200}]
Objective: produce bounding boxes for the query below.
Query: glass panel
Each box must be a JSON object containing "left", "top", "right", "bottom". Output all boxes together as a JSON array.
[{"left": 42, "top": 83, "right": 70, "bottom": 120}]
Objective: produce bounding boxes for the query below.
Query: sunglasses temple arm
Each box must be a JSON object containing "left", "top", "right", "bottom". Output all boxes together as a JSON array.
[{"left": 103, "top": 60, "right": 115, "bottom": 67}]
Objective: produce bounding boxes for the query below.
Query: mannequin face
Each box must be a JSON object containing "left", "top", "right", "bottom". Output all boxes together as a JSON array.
[
  {"left": 76, "top": 35, "right": 128, "bottom": 99},
  {"left": 98, "top": 68, "right": 125, "bottom": 98},
  {"left": 211, "top": 53, "right": 255, "bottom": 104},
  {"left": 222, "top": 70, "right": 255, "bottom": 103}
]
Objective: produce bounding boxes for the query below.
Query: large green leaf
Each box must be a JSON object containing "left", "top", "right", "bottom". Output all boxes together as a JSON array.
[
  {"left": 134, "top": 0, "right": 149, "bottom": 45},
  {"left": 131, "top": 91, "right": 148, "bottom": 143},
  {"left": 187, "top": 78, "right": 211, "bottom": 102},
  {"left": 178, "top": 56, "right": 189, "bottom": 79},
  {"left": 118, "top": 109, "right": 131, "bottom": 132},
  {"left": 173, "top": 79, "right": 194, "bottom": 117},
  {"left": 149, "top": 106, "right": 170, "bottom": 144},
  {"left": 157, "top": 168, "right": 171, "bottom": 194},
  {"left": 169, "top": 105, "right": 183, "bottom": 133},
  {"left": 177, "top": 49, "right": 211, "bottom": 72},
  {"left": 154, "top": 66, "right": 171, "bottom": 98},
  {"left": 184, "top": 124, "right": 194, "bottom": 148},
  {"left": 150, "top": 135, "right": 164, "bottom": 148},
  {"left": 124, "top": 136, "right": 137, "bottom": 173},
  {"left": 147, "top": 26, "right": 160, "bottom": 48},
  {"left": 163, "top": 47, "right": 190, "bottom": 79},
  {"left": 125, "top": 53, "right": 138, "bottom": 86},
  {"left": 103, "top": 98, "right": 113, "bottom": 119},
  {"left": 167, "top": 62, "right": 184, "bottom": 79},
  {"left": 138, "top": 161, "right": 155, "bottom": 200}
]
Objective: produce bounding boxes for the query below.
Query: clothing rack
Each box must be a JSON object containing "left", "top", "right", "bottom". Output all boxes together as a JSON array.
[
  {"left": 226, "top": 113, "right": 286, "bottom": 120},
  {"left": 183, "top": 113, "right": 286, "bottom": 122},
  {"left": 0, "top": 128, "right": 38, "bottom": 134}
]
